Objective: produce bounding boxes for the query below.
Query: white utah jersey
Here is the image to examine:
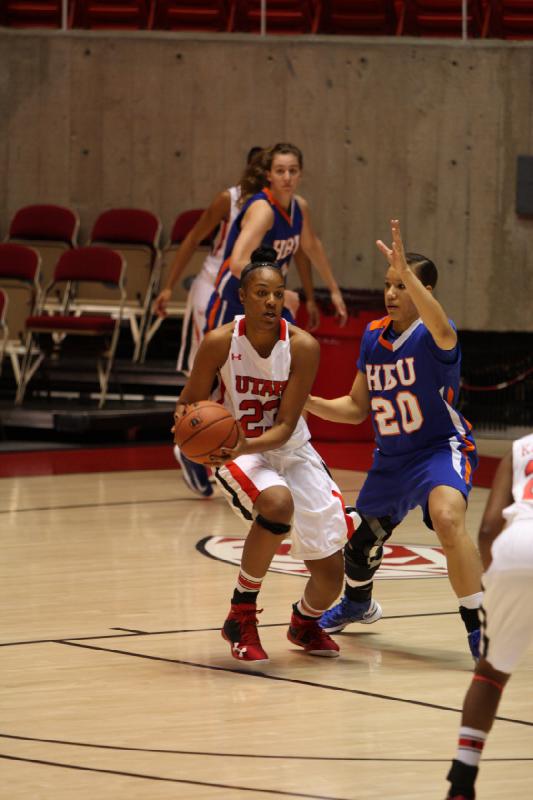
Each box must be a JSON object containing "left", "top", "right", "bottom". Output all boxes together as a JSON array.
[
  {"left": 218, "top": 315, "right": 310, "bottom": 452},
  {"left": 503, "top": 432, "right": 533, "bottom": 525},
  {"left": 200, "top": 185, "right": 241, "bottom": 281}
]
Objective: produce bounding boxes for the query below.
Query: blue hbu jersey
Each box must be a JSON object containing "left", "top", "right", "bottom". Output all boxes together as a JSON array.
[
  {"left": 205, "top": 188, "right": 302, "bottom": 331},
  {"left": 358, "top": 315, "right": 475, "bottom": 461}
]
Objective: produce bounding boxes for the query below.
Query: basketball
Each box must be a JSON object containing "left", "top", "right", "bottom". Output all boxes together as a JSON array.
[{"left": 174, "top": 400, "right": 240, "bottom": 464}]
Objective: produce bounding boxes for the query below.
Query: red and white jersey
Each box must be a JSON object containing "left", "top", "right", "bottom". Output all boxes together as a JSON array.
[
  {"left": 201, "top": 186, "right": 241, "bottom": 281},
  {"left": 503, "top": 432, "right": 533, "bottom": 525},
  {"left": 218, "top": 315, "right": 310, "bottom": 452}
]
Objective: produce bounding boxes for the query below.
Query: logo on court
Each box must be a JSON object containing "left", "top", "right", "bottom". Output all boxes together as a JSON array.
[{"left": 197, "top": 537, "right": 448, "bottom": 579}]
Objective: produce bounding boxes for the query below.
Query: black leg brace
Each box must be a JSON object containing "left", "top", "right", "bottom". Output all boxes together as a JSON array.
[{"left": 343, "top": 508, "right": 394, "bottom": 602}]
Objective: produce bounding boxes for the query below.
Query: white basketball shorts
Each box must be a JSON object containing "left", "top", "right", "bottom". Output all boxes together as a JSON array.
[
  {"left": 215, "top": 441, "right": 349, "bottom": 561},
  {"left": 481, "top": 520, "right": 533, "bottom": 673}
]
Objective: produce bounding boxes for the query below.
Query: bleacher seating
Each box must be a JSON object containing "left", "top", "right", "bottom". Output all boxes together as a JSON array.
[
  {"left": 484, "top": 0, "right": 533, "bottom": 37},
  {"left": 402, "top": 0, "right": 485, "bottom": 36},
  {"left": 80, "top": 208, "right": 162, "bottom": 361},
  {"left": 152, "top": 0, "right": 233, "bottom": 30},
  {"left": 317, "top": 0, "right": 401, "bottom": 35},
  {"left": 0, "top": 242, "right": 42, "bottom": 387},
  {"left": 74, "top": 0, "right": 153, "bottom": 28},
  {"left": 16, "top": 246, "right": 126, "bottom": 408},
  {"left": 0, "top": 0, "right": 74, "bottom": 27},
  {"left": 232, "top": 0, "right": 317, "bottom": 33},
  {"left": 1, "top": 0, "right": 532, "bottom": 36},
  {"left": 140, "top": 207, "right": 214, "bottom": 362},
  {"left": 6, "top": 204, "right": 79, "bottom": 304}
]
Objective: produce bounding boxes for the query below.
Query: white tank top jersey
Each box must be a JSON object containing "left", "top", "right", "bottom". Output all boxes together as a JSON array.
[
  {"left": 201, "top": 185, "right": 241, "bottom": 281},
  {"left": 503, "top": 432, "right": 533, "bottom": 525},
  {"left": 218, "top": 315, "right": 310, "bottom": 452}
]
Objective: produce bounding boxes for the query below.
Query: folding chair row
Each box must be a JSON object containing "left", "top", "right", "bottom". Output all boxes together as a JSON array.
[
  {"left": 4, "top": 204, "right": 213, "bottom": 362},
  {"left": 5, "top": 205, "right": 163, "bottom": 363},
  {"left": 1, "top": 0, "right": 532, "bottom": 38},
  {"left": 0, "top": 207, "right": 210, "bottom": 405}
]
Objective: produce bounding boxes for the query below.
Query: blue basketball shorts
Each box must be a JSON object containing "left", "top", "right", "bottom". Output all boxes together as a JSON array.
[{"left": 356, "top": 440, "right": 478, "bottom": 530}]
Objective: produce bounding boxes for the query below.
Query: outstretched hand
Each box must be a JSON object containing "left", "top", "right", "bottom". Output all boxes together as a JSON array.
[{"left": 376, "top": 219, "right": 409, "bottom": 277}]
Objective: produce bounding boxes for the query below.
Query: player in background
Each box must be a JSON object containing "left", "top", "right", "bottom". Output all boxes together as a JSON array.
[
  {"left": 306, "top": 219, "right": 483, "bottom": 659},
  {"left": 446, "top": 432, "right": 533, "bottom": 800},
  {"left": 154, "top": 147, "right": 320, "bottom": 498},
  {"left": 205, "top": 142, "right": 348, "bottom": 332},
  {"left": 173, "top": 248, "right": 350, "bottom": 664}
]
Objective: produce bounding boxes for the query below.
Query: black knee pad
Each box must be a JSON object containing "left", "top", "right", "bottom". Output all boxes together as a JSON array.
[
  {"left": 255, "top": 513, "right": 291, "bottom": 535},
  {"left": 344, "top": 509, "right": 394, "bottom": 582}
]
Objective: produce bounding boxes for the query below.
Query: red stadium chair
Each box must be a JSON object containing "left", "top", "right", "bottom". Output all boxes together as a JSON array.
[
  {"left": 140, "top": 208, "right": 215, "bottom": 361},
  {"left": 16, "top": 246, "right": 126, "bottom": 408},
  {"left": 0, "top": 0, "right": 75, "bottom": 28},
  {"left": 402, "top": 0, "right": 485, "bottom": 36},
  {"left": 0, "top": 242, "right": 42, "bottom": 386},
  {"left": 483, "top": 0, "right": 533, "bottom": 38},
  {"left": 169, "top": 209, "right": 216, "bottom": 247},
  {"left": 317, "top": 0, "right": 401, "bottom": 35},
  {"left": 7, "top": 203, "right": 79, "bottom": 294},
  {"left": 152, "top": 0, "right": 233, "bottom": 31},
  {"left": 232, "top": 0, "right": 318, "bottom": 33},
  {"left": 74, "top": 0, "right": 153, "bottom": 28},
  {"left": 86, "top": 208, "right": 162, "bottom": 360},
  {"left": 0, "top": 290, "right": 9, "bottom": 376}
]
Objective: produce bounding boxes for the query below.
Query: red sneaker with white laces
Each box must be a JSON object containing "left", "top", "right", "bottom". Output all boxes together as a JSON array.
[
  {"left": 222, "top": 603, "right": 269, "bottom": 663},
  {"left": 287, "top": 608, "right": 340, "bottom": 657}
]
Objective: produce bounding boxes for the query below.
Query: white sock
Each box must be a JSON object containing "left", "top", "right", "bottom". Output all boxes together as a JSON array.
[
  {"left": 456, "top": 726, "right": 486, "bottom": 767},
  {"left": 458, "top": 592, "right": 483, "bottom": 609}
]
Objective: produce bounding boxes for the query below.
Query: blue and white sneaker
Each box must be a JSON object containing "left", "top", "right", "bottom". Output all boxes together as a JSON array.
[
  {"left": 174, "top": 446, "right": 213, "bottom": 498},
  {"left": 467, "top": 628, "right": 481, "bottom": 661},
  {"left": 319, "top": 597, "right": 383, "bottom": 633}
]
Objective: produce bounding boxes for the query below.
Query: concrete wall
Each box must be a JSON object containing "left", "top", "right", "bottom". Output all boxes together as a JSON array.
[{"left": 1, "top": 29, "right": 532, "bottom": 331}]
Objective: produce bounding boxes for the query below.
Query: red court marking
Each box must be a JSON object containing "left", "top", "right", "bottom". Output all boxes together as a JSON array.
[{"left": 0, "top": 440, "right": 499, "bottom": 487}]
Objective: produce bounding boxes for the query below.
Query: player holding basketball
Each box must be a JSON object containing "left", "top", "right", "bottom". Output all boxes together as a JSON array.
[
  {"left": 446, "top": 432, "right": 533, "bottom": 800},
  {"left": 155, "top": 146, "right": 323, "bottom": 498},
  {"left": 306, "top": 219, "right": 483, "bottom": 659},
  {"left": 174, "top": 248, "right": 350, "bottom": 663}
]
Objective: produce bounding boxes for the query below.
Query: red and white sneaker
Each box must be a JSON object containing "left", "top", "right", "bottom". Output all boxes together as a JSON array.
[
  {"left": 222, "top": 603, "right": 269, "bottom": 664},
  {"left": 287, "top": 609, "right": 340, "bottom": 657}
]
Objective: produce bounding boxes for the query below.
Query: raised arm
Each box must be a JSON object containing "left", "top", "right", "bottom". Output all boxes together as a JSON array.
[
  {"left": 154, "top": 191, "right": 231, "bottom": 317},
  {"left": 305, "top": 369, "right": 370, "bottom": 426},
  {"left": 298, "top": 196, "right": 347, "bottom": 327},
  {"left": 377, "top": 219, "right": 456, "bottom": 350},
  {"left": 228, "top": 200, "right": 274, "bottom": 278},
  {"left": 478, "top": 450, "right": 513, "bottom": 570}
]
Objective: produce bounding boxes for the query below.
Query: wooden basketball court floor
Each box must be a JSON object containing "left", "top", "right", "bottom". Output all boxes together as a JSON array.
[{"left": 1, "top": 449, "right": 532, "bottom": 799}]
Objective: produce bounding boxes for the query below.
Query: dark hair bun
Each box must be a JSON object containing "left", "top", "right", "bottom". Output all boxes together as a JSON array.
[{"left": 250, "top": 246, "right": 277, "bottom": 265}]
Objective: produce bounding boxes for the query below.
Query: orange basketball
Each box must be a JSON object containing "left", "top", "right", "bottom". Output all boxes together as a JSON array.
[{"left": 174, "top": 400, "right": 240, "bottom": 464}]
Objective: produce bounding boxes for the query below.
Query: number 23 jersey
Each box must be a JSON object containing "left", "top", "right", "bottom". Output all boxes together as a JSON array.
[
  {"left": 218, "top": 315, "right": 310, "bottom": 452},
  {"left": 358, "top": 315, "right": 475, "bottom": 458}
]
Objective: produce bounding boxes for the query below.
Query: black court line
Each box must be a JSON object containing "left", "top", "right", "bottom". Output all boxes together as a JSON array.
[
  {"left": 110, "top": 627, "right": 148, "bottom": 634},
  {"left": 58, "top": 640, "right": 533, "bottom": 728},
  {"left": 0, "top": 611, "right": 459, "bottom": 648},
  {"left": 0, "top": 753, "right": 351, "bottom": 799},
  {"left": 0, "top": 497, "right": 193, "bottom": 515},
  {"left": 1, "top": 733, "right": 531, "bottom": 762}
]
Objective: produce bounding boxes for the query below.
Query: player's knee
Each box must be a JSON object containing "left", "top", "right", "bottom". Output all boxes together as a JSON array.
[
  {"left": 255, "top": 486, "right": 294, "bottom": 533},
  {"left": 432, "top": 507, "right": 463, "bottom": 547},
  {"left": 345, "top": 511, "right": 393, "bottom": 575}
]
